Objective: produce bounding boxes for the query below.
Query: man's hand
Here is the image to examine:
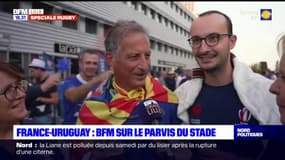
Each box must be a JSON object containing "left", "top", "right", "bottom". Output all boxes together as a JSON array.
[
  {"left": 97, "top": 70, "right": 113, "bottom": 83},
  {"left": 41, "top": 72, "right": 61, "bottom": 92},
  {"left": 89, "top": 70, "right": 113, "bottom": 88},
  {"left": 64, "top": 71, "right": 112, "bottom": 103}
]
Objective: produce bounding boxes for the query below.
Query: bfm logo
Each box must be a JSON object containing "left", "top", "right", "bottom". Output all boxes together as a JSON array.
[{"left": 12, "top": 9, "right": 44, "bottom": 21}]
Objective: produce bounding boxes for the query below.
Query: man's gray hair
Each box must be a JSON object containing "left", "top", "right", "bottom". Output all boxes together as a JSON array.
[{"left": 104, "top": 20, "right": 149, "bottom": 56}]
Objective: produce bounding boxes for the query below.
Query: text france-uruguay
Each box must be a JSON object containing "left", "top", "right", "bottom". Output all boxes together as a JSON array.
[{"left": 17, "top": 128, "right": 90, "bottom": 137}]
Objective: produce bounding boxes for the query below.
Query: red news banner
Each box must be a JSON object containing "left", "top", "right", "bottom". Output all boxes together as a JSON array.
[{"left": 28, "top": 14, "right": 78, "bottom": 21}]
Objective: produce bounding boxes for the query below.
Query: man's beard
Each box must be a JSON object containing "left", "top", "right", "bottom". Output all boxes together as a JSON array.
[{"left": 202, "top": 65, "right": 219, "bottom": 73}]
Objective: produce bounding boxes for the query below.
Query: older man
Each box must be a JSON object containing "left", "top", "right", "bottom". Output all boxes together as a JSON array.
[{"left": 77, "top": 20, "right": 181, "bottom": 160}]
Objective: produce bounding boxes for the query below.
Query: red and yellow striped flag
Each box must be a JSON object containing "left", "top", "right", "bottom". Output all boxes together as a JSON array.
[{"left": 77, "top": 76, "right": 178, "bottom": 125}]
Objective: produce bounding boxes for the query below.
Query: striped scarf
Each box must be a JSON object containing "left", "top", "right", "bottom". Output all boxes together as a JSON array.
[{"left": 77, "top": 75, "right": 178, "bottom": 125}]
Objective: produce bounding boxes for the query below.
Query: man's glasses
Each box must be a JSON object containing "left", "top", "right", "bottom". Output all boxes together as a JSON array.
[
  {"left": 0, "top": 80, "right": 28, "bottom": 101},
  {"left": 188, "top": 33, "right": 232, "bottom": 49}
]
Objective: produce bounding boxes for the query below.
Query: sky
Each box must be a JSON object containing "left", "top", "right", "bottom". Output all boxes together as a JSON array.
[{"left": 193, "top": 1, "right": 285, "bottom": 70}]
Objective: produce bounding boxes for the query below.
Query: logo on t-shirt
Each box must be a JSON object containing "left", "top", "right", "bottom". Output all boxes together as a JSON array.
[
  {"left": 189, "top": 104, "right": 202, "bottom": 124},
  {"left": 143, "top": 99, "right": 163, "bottom": 116}
]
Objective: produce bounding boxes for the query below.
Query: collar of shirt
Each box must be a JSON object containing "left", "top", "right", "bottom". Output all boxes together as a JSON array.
[{"left": 112, "top": 80, "right": 145, "bottom": 101}]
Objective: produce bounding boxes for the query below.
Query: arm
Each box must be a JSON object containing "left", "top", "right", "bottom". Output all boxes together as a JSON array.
[
  {"left": 26, "top": 73, "right": 61, "bottom": 103},
  {"left": 37, "top": 92, "right": 58, "bottom": 105},
  {"left": 64, "top": 71, "right": 112, "bottom": 103},
  {"left": 26, "top": 85, "right": 43, "bottom": 103},
  {"left": 40, "top": 73, "right": 61, "bottom": 92}
]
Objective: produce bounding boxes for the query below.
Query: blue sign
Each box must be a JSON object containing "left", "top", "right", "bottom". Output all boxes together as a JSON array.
[
  {"left": 235, "top": 125, "right": 285, "bottom": 140},
  {"left": 58, "top": 58, "right": 70, "bottom": 73}
]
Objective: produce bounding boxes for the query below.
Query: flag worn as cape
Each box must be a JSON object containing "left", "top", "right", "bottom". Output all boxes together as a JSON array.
[{"left": 77, "top": 75, "right": 178, "bottom": 125}]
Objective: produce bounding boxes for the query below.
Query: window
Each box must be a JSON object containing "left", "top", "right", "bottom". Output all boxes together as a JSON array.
[
  {"left": 164, "top": 18, "right": 168, "bottom": 27},
  {"left": 184, "top": 30, "right": 187, "bottom": 37},
  {"left": 32, "top": 2, "right": 53, "bottom": 14},
  {"left": 86, "top": 18, "right": 97, "bottom": 34},
  {"left": 150, "top": 9, "right": 155, "bottom": 19},
  {"left": 188, "top": 52, "right": 192, "bottom": 59},
  {"left": 175, "top": 5, "right": 179, "bottom": 13},
  {"left": 157, "top": 42, "right": 162, "bottom": 51},
  {"left": 0, "top": 51, "right": 6, "bottom": 61},
  {"left": 32, "top": 2, "right": 53, "bottom": 24},
  {"left": 150, "top": 40, "right": 155, "bottom": 49},
  {"left": 188, "top": 16, "right": 191, "bottom": 22},
  {"left": 170, "top": 2, "right": 174, "bottom": 9},
  {"left": 104, "top": 24, "right": 112, "bottom": 37},
  {"left": 170, "top": 21, "right": 174, "bottom": 29},
  {"left": 164, "top": 45, "right": 168, "bottom": 53},
  {"left": 0, "top": 2, "right": 20, "bottom": 14},
  {"left": 134, "top": 2, "right": 138, "bottom": 10},
  {"left": 62, "top": 10, "right": 78, "bottom": 30},
  {"left": 131, "top": 2, "right": 138, "bottom": 10},
  {"left": 141, "top": 4, "right": 147, "bottom": 15},
  {"left": 9, "top": 52, "right": 22, "bottom": 68},
  {"left": 158, "top": 14, "right": 162, "bottom": 23},
  {"left": 170, "top": 47, "right": 173, "bottom": 55}
]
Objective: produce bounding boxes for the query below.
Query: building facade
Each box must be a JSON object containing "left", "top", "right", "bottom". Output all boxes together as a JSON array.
[{"left": 0, "top": 1, "right": 196, "bottom": 76}]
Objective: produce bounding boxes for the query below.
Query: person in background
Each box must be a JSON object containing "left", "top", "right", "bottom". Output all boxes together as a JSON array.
[
  {"left": 77, "top": 20, "right": 181, "bottom": 160},
  {"left": 164, "top": 68, "right": 176, "bottom": 91},
  {"left": 179, "top": 69, "right": 192, "bottom": 86},
  {"left": 260, "top": 61, "right": 277, "bottom": 80},
  {"left": 60, "top": 49, "right": 111, "bottom": 124},
  {"left": 25, "top": 72, "right": 61, "bottom": 107},
  {"left": 175, "top": 67, "right": 185, "bottom": 88},
  {"left": 175, "top": 10, "right": 280, "bottom": 160},
  {"left": 157, "top": 70, "right": 167, "bottom": 85},
  {"left": 25, "top": 58, "right": 58, "bottom": 124}
]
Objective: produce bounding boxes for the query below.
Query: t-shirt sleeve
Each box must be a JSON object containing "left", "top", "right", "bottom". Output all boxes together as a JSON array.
[{"left": 26, "top": 85, "right": 43, "bottom": 103}]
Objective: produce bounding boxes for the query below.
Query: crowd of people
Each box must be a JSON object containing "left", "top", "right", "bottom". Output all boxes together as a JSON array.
[{"left": 0, "top": 10, "right": 284, "bottom": 160}]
